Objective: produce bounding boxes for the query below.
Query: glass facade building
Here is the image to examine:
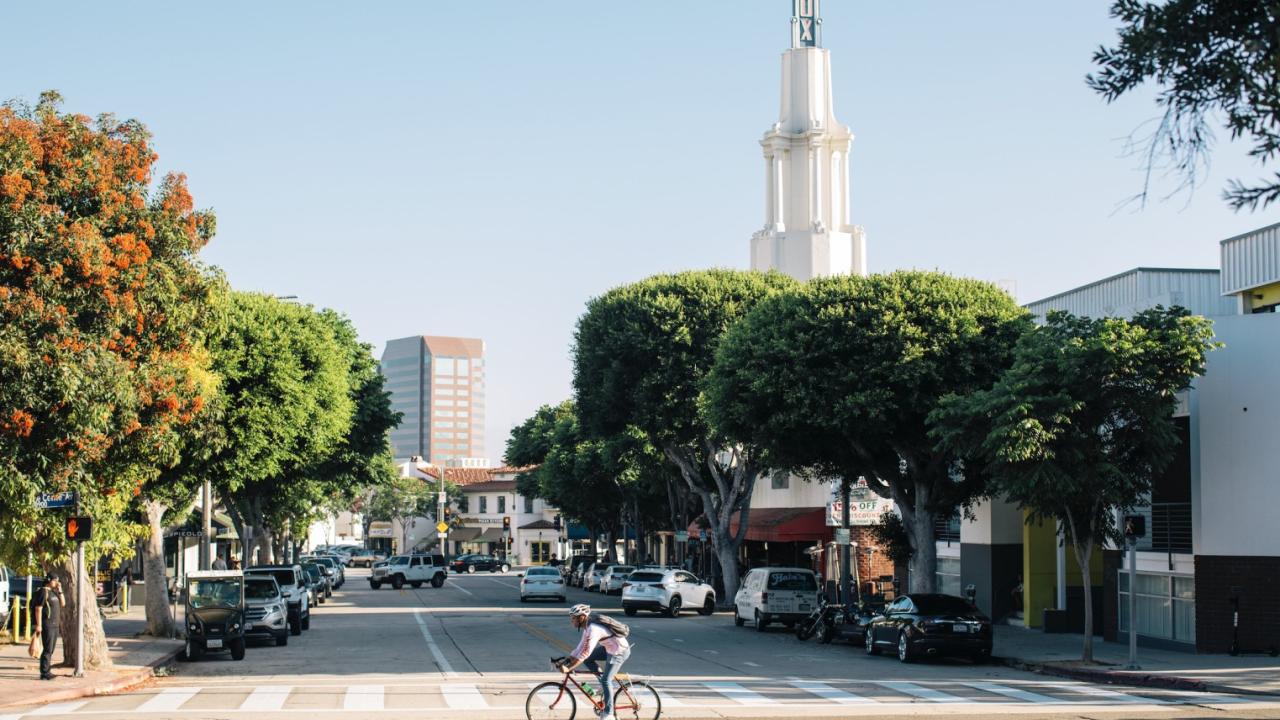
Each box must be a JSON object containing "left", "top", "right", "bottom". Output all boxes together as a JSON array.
[{"left": 380, "top": 335, "right": 486, "bottom": 464}]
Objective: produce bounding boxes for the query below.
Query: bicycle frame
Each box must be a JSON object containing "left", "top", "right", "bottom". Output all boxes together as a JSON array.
[{"left": 545, "top": 660, "right": 641, "bottom": 714}]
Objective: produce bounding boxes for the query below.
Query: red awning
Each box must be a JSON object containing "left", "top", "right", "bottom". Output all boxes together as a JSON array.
[{"left": 688, "top": 507, "right": 831, "bottom": 544}]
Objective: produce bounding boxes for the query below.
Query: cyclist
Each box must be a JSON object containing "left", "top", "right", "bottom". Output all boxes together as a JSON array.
[{"left": 560, "top": 603, "right": 630, "bottom": 720}]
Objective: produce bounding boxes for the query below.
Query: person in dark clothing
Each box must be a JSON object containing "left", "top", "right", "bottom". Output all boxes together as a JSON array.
[{"left": 33, "top": 574, "right": 65, "bottom": 680}]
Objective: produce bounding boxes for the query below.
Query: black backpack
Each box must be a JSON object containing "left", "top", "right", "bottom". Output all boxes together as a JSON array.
[{"left": 589, "top": 612, "right": 630, "bottom": 638}]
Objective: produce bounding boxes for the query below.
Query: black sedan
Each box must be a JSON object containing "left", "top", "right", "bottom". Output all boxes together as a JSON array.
[
  {"left": 449, "top": 554, "right": 511, "bottom": 574},
  {"left": 864, "top": 593, "right": 992, "bottom": 663}
]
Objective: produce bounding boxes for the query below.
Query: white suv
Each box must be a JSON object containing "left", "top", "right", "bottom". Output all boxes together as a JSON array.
[
  {"left": 370, "top": 554, "right": 448, "bottom": 589},
  {"left": 622, "top": 568, "right": 716, "bottom": 617}
]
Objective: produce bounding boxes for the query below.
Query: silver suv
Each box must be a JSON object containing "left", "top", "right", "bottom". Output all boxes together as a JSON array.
[
  {"left": 245, "top": 565, "right": 310, "bottom": 636},
  {"left": 370, "top": 554, "right": 447, "bottom": 589},
  {"left": 243, "top": 575, "right": 289, "bottom": 646}
]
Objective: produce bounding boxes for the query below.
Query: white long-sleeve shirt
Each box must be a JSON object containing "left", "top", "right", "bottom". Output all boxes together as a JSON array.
[{"left": 571, "top": 621, "right": 630, "bottom": 661}]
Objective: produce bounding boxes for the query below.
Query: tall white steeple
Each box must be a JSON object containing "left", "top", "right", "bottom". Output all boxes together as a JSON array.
[{"left": 750, "top": 0, "right": 866, "bottom": 281}]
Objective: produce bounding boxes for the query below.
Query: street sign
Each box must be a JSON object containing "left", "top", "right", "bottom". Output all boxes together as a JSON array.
[
  {"left": 674, "top": 530, "right": 689, "bottom": 542},
  {"left": 36, "top": 491, "right": 78, "bottom": 509},
  {"left": 835, "top": 528, "right": 851, "bottom": 545},
  {"left": 437, "top": 532, "right": 447, "bottom": 540},
  {"left": 66, "top": 516, "right": 93, "bottom": 541},
  {"left": 436, "top": 521, "right": 449, "bottom": 534}
]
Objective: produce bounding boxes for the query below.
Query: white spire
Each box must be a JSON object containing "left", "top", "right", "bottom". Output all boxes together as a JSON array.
[{"left": 751, "top": 2, "right": 866, "bottom": 281}]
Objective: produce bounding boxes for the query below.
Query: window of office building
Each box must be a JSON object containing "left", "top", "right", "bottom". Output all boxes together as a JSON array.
[
  {"left": 936, "top": 557, "right": 961, "bottom": 597},
  {"left": 457, "top": 410, "right": 469, "bottom": 418},
  {"left": 436, "top": 399, "right": 455, "bottom": 407},
  {"left": 456, "top": 399, "right": 469, "bottom": 407},
  {"left": 436, "top": 410, "right": 454, "bottom": 417},
  {"left": 456, "top": 358, "right": 470, "bottom": 374},
  {"left": 1119, "top": 572, "right": 1195, "bottom": 643},
  {"left": 434, "top": 357, "right": 455, "bottom": 375},
  {"left": 771, "top": 473, "right": 789, "bottom": 490},
  {"left": 436, "top": 388, "right": 456, "bottom": 396},
  {"left": 524, "top": 496, "right": 534, "bottom": 514},
  {"left": 498, "top": 496, "right": 506, "bottom": 514},
  {"left": 479, "top": 496, "right": 488, "bottom": 514}
]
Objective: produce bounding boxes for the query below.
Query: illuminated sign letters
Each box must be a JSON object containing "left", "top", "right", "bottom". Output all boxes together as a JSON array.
[{"left": 794, "top": 0, "right": 820, "bottom": 47}]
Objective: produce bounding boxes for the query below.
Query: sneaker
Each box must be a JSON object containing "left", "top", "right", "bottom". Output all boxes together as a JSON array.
[{"left": 599, "top": 715, "right": 614, "bottom": 720}]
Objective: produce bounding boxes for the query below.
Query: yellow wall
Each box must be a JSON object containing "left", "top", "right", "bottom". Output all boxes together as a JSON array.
[
  {"left": 1247, "top": 281, "right": 1280, "bottom": 310},
  {"left": 1021, "top": 511, "right": 1103, "bottom": 628}
]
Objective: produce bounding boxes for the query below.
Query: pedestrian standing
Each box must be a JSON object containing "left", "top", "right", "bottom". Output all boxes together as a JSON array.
[
  {"left": 33, "top": 574, "right": 65, "bottom": 681},
  {"left": 212, "top": 555, "right": 227, "bottom": 571}
]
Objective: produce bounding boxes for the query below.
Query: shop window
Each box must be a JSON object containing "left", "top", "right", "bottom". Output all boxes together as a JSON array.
[
  {"left": 524, "top": 496, "right": 534, "bottom": 514},
  {"left": 1118, "top": 571, "right": 1195, "bottom": 643},
  {"left": 479, "top": 496, "right": 488, "bottom": 514},
  {"left": 498, "top": 496, "right": 506, "bottom": 514},
  {"left": 936, "top": 557, "right": 961, "bottom": 597}
]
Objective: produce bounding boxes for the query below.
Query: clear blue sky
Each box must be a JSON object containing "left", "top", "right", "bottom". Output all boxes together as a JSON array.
[{"left": 5, "top": 1, "right": 1276, "bottom": 462}]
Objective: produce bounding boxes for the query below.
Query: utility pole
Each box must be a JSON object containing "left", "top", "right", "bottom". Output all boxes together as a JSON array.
[
  {"left": 839, "top": 477, "right": 852, "bottom": 607},
  {"left": 200, "top": 480, "right": 212, "bottom": 570}
]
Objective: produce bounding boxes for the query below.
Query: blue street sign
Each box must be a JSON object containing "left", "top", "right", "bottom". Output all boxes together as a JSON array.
[{"left": 36, "top": 491, "right": 78, "bottom": 509}]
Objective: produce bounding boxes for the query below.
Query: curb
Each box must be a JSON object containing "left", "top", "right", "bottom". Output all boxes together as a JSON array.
[
  {"left": 0, "top": 646, "right": 181, "bottom": 710},
  {"left": 996, "top": 655, "right": 1280, "bottom": 698}
]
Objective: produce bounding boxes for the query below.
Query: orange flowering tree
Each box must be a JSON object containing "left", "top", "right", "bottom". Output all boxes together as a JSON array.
[{"left": 0, "top": 92, "right": 217, "bottom": 666}]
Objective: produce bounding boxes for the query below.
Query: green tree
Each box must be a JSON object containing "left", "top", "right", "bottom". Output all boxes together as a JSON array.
[
  {"left": 0, "top": 93, "right": 217, "bottom": 667},
  {"left": 931, "top": 307, "right": 1216, "bottom": 661},
  {"left": 705, "top": 271, "right": 1029, "bottom": 593},
  {"left": 197, "top": 293, "right": 354, "bottom": 564},
  {"left": 574, "top": 270, "right": 797, "bottom": 600},
  {"left": 365, "top": 473, "right": 437, "bottom": 554},
  {"left": 1088, "top": 0, "right": 1280, "bottom": 210}
]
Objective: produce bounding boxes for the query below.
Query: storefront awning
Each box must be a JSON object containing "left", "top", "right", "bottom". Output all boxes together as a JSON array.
[
  {"left": 566, "top": 523, "right": 590, "bottom": 541},
  {"left": 476, "top": 528, "right": 506, "bottom": 543},
  {"left": 688, "top": 507, "right": 831, "bottom": 544},
  {"left": 448, "top": 527, "right": 482, "bottom": 542}
]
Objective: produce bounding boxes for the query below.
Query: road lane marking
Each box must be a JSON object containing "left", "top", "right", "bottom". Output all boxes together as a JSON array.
[
  {"left": 240, "top": 685, "right": 293, "bottom": 710},
  {"left": 743, "top": 661, "right": 760, "bottom": 667},
  {"left": 790, "top": 680, "right": 877, "bottom": 704},
  {"left": 135, "top": 687, "right": 200, "bottom": 711},
  {"left": 965, "top": 681, "right": 1067, "bottom": 704},
  {"left": 440, "top": 683, "right": 488, "bottom": 709},
  {"left": 876, "top": 681, "right": 967, "bottom": 703},
  {"left": 29, "top": 701, "right": 89, "bottom": 715},
  {"left": 446, "top": 580, "right": 475, "bottom": 597},
  {"left": 704, "top": 681, "right": 778, "bottom": 704},
  {"left": 342, "top": 684, "right": 384, "bottom": 710},
  {"left": 1047, "top": 683, "right": 1158, "bottom": 703},
  {"left": 414, "top": 610, "right": 458, "bottom": 677}
]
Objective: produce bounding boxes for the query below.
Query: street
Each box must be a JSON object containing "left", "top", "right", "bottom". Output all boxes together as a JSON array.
[{"left": 3, "top": 568, "right": 1277, "bottom": 720}]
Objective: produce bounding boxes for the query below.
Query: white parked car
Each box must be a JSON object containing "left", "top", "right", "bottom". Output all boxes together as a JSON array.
[
  {"left": 519, "top": 566, "right": 566, "bottom": 602},
  {"left": 598, "top": 565, "right": 635, "bottom": 595},
  {"left": 622, "top": 568, "right": 716, "bottom": 617},
  {"left": 582, "top": 563, "right": 605, "bottom": 592},
  {"left": 733, "top": 567, "right": 819, "bottom": 632},
  {"left": 0, "top": 565, "right": 9, "bottom": 627}
]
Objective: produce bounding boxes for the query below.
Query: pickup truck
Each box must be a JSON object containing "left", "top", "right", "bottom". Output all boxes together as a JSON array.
[{"left": 370, "top": 554, "right": 448, "bottom": 589}]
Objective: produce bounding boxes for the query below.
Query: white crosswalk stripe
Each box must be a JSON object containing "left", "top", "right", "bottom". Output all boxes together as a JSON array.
[
  {"left": 1047, "top": 682, "right": 1158, "bottom": 703},
  {"left": 876, "top": 680, "right": 968, "bottom": 703},
  {"left": 789, "top": 680, "right": 878, "bottom": 704},
  {"left": 440, "top": 683, "right": 487, "bottom": 709},
  {"left": 964, "top": 681, "right": 1070, "bottom": 704},
  {"left": 704, "top": 681, "right": 778, "bottom": 704},
  {"left": 135, "top": 687, "right": 200, "bottom": 712},
  {"left": 239, "top": 685, "right": 293, "bottom": 711},
  {"left": 342, "top": 684, "right": 384, "bottom": 711}
]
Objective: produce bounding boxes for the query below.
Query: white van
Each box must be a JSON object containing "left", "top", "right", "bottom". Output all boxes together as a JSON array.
[
  {"left": 0, "top": 565, "right": 9, "bottom": 626},
  {"left": 733, "top": 567, "right": 819, "bottom": 631}
]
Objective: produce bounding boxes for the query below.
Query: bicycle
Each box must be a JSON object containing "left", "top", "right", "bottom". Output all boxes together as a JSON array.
[{"left": 526, "top": 656, "right": 661, "bottom": 720}]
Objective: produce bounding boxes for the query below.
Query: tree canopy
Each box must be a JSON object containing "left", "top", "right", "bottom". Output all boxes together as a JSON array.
[
  {"left": 573, "top": 269, "right": 797, "bottom": 598},
  {"left": 705, "top": 271, "right": 1030, "bottom": 592},
  {"left": 931, "top": 306, "right": 1216, "bottom": 660},
  {"left": 1088, "top": 0, "right": 1280, "bottom": 210}
]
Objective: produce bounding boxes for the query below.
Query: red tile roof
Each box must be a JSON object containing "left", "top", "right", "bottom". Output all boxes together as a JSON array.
[{"left": 458, "top": 480, "right": 517, "bottom": 493}]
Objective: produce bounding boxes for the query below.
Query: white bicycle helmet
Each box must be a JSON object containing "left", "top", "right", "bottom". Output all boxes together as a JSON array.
[{"left": 569, "top": 603, "right": 591, "bottom": 618}]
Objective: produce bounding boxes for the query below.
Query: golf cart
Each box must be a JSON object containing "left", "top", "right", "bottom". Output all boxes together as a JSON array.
[{"left": 182, "top": 570, "right": 247, "bottom": 661}]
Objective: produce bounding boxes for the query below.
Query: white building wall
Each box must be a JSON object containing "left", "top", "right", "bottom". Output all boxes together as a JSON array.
[
  {"left": 749, "top": 473, "right": 833, "bottom": 509},
  {"left": 1193, "top": 312, "right": 1280, "bottom": 556}
]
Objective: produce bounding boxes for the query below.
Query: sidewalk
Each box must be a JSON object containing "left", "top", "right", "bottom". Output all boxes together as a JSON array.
[
  {"left": 0, "top": 596, "right": 182, "bottom": 710},
  {"left": 995, "top": 624, "right": 1280, "bottom": 697}
]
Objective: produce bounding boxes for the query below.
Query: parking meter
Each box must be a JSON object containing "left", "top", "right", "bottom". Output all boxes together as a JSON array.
[
  {"left": 964, "top": 583, "right": 977, "bottom": 605},
  {"left": 1229, "top": 587, "right": 1242, "bottom": 656}
]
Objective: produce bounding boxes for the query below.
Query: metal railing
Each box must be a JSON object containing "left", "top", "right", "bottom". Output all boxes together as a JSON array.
[{"left": 1133, "top": 502, "right": 1192, "bottom": 559}]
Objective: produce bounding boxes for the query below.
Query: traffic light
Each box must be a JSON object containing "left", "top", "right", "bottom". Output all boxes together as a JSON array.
[
  {"left": 502, "top": 516, "right": 511, "bottom": 531},
  {"left": 66, "top": 516, "right": 93, "bottom": 541},
  {"left": 443, "top": 506, "right": 452, "bottom": 520}
]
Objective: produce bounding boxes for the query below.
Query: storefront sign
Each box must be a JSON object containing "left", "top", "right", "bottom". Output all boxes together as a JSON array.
[
  {"left": 826, "top": 478, "right": 894, "bottom": 526},
  {"left": 368, "top": 522, "right": 394, "bottom": 538}
]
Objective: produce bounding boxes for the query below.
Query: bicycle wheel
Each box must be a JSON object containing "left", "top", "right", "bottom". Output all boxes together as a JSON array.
[
  {"left": 613, "top": 680, "right": 661, "bottom": 720},
  {"left": 526, "top": 681, "right": 577, "bottom": 720}
]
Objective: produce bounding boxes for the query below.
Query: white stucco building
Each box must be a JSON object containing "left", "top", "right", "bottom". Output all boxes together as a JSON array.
[{"left": 750, "top": 0, "right": 866, "bottom": 281}]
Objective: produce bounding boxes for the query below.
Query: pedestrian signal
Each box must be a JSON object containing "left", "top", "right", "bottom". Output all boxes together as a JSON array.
[{"left": 66, "top": 516, "right": 93, "bottom": 541}]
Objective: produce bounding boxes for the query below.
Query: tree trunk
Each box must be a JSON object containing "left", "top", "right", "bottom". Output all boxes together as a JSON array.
[
  {"left": 898, "top": 479, "right": 937, "bottom": 593},
  {"left": 255, "top": 527, "right": 275, "bottom": 565},
  {"left": 712, "top": 526, "right": 741, "bottom": 605},
  {"left": 1073, "top": 539, "right": 1095, "bottom": 662},
  {"left": 142, "top": 499, "right": 175, "bottom": 637},
  {"left": 52, "top": 554, "right": 111, "bottom": 670}
]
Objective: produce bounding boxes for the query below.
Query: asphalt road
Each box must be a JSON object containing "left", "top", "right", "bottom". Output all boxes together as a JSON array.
[{"left": 5, "top": 568, "right": 1278, "bottom": 719}]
